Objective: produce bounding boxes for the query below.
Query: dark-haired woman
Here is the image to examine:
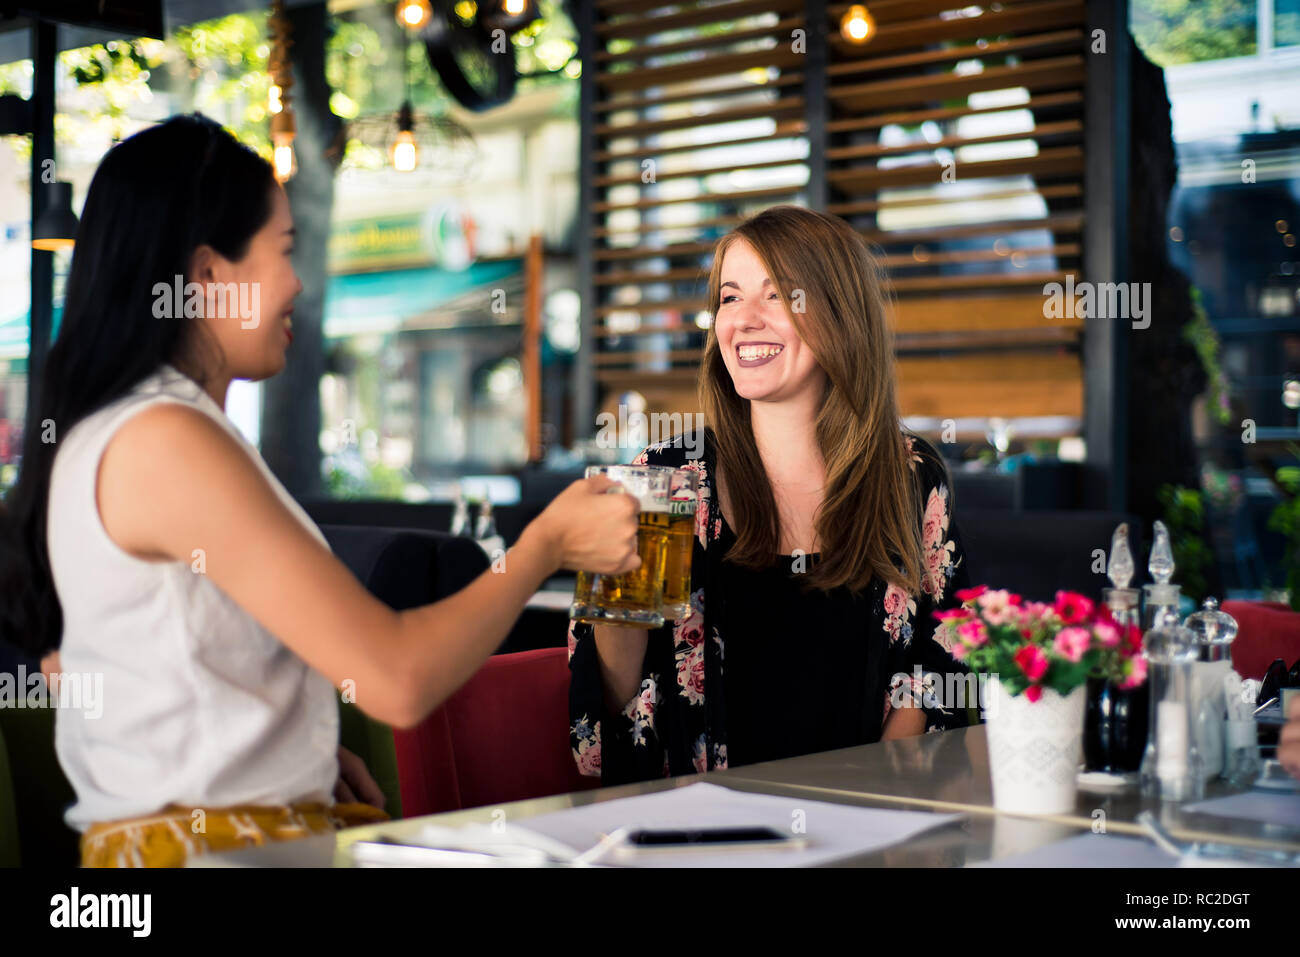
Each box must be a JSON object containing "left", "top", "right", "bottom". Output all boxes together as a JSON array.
[
  {"left": 568, "top": 206, "right": 974, "bottom": 784},
  {"left": 0, "top": 114, "right": 641, "bottom": 866}
]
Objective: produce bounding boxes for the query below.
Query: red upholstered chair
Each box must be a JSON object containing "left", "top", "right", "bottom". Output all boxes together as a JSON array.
[
  {"left": 392, "top": 647, "right": 601, "bottom": 817},
  {"left": 1221, "top": 601, "right": 1300, "bottom": 681}
]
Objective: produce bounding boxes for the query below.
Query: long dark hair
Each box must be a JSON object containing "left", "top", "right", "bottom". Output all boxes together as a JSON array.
[{"left": 0, "top": 113, "right": 277, "bottom": 657}]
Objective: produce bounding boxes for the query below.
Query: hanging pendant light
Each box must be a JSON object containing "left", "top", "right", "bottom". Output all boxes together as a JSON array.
[
  {"left": 268, "top": 0, "right": 296, "bottom": 182},
  {"left": 840, "top": 4, "right": 877, "bottom": 44},
  {"left": 31, "top": 181, "right": 79, "bottom": 251},
  {"left": 389, "top": 101, "right": 419, "bottom": 172},
  {"left": 396, "top": 0, "right": 433, "bottom": 30}
]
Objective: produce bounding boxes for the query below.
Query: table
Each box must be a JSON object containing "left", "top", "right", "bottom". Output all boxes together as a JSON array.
[{"left": 189, "top": 726, "right": 1300, "bottom": 867}]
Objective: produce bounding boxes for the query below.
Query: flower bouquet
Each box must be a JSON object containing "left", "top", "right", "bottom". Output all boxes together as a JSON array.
[{"left": 934, "top": 586, "right": 1148, "bottom": 814}]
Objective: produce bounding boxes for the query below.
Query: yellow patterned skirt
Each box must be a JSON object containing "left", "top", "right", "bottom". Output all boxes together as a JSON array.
[{"left": 80, "top": 801, "right": 391, "bottom": 868}]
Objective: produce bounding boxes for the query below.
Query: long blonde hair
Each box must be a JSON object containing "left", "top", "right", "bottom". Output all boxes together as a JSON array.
[{"left": 699, "top": 205, "right": 927, "bottom": 595}]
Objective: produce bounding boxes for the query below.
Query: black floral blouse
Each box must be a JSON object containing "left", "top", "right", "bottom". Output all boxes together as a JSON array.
[{"left": 567, "top": 428, "right": 974, "bottom": 785}]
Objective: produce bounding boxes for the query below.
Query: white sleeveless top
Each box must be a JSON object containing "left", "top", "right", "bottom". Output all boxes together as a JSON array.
[{"left": 47, "top": 363, "right": 339, "bottom": 831}]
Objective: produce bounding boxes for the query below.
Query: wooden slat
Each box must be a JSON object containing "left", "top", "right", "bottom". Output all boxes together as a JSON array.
[
  {"left": 883, "top": 243, "right": 1080, "bottom": 269},
  {"left": 595, "top": 298, "right": 704, "bottom": 318},
  {"left": 597, "top": 97, "right": 804, "bottom": 138},
  {"left": 595, "top": 241, "right": 716, "bottom": 262},
  {"left": 895, "top": 328, "right": 1078, "bottom": 351},
  {"left": 598, "top": 0, "right": 804, "bottom": 39},
  {"left": 829, "top": 0, "right": 1086, "bottom": 57},
  {"left": 595, "top": 214, "right": 749, "bottom": 239},
  {"left": 890, "top": 272, "right": 1066, "bottom": 293},
  {"left": 599, "top": 48, "right": 803, "bottom": 94},
  {"left": 599, "top": 18, "right": 803, "bottom": 65},
  {"left": 861, "top": 212, "right": 1084, "bottom": 245},
  {"left": 596, "top": 74, "right": 804, "bottom": 114},
  {"left": 595, "top": 349, "right": 705, "bottom": 366},
  {"left": 825, "top": 119, "right": 1081, "bottom": 162},
  {"left": 825, "top": 91, "right": 1083, "bottom": 134},
  {"left": 897, "top": 353, "right": 1083, "bottom": 418},
  {"left": 826, "top": 0, "right": 1047, "bottom": 25},
  {"left": 596, "top": 155, "right": 806, "bottom": 188},
  {"left": 829, "top": 55, "right": 1085, "bottom": 114},
  {"left": 827, "top": 184, "right": 1081, "bottom": 217},
  {"left": 595, "top": 266, "right": 708, "bottom": 286},
  {"left": 595, "top": 324, "right": 705, "bottom": 340},
  {"left": 598, "top": 126, "right": 807, "bottom": 164},
  {"left": 593, "top": 184, "right": 802, "bottom": 214},
  {"left": 891, "top": 292, "right": 1083, "bottom": 332},
  {"left": 827, "top": 29, "right": 1083, "bottom": 80},
  {"left": 828, "top": 147, "right": 1083, "bottom": 193},
  {"left": 597, "top": 368, "right": 700, "bottom": 385}
]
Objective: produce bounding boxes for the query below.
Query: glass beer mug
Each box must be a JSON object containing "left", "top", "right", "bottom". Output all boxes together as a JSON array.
[
  {"left": 660, "top": 468, "right": 698, "bottom": 622},
  {"left": 570, "top": 465, "right": 672, "bottom": 628}
]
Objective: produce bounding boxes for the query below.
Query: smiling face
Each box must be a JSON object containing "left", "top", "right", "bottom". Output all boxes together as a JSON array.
[
  {"left": 190, "top": 185, "right": 302, "bottom": 381},
  {"left": 713, "top": 238, "right": 826, "bottom": 405}
]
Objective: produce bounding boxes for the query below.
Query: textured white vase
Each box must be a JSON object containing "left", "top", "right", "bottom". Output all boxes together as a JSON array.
[{"left": 985, "top": 675, "right": 1087, "bottom": 815}]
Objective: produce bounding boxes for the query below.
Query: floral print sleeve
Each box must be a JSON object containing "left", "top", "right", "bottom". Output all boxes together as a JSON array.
[{"left": 883, "top": 434, "right": 976, "bottom": 734}]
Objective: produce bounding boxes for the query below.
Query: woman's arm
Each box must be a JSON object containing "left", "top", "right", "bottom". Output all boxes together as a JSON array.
[
  {"left": 880, "top": 705, "right": 926, "bottom": 740},
  {"left": 592, "top": 625, "right": 649, "bottom": 712},
  {"left": 96, "top": 403, "right": 641, "bottom": 730}
]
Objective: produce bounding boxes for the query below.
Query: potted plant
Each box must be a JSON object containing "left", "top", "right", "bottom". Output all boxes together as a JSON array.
[{"left": 935, "top": 587, "right": 1147, "bottom": 815}]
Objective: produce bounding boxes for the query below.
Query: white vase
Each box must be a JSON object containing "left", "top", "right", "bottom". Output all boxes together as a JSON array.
[{"left": 985, "top": 675, "right": 1087, "bottom": 816}]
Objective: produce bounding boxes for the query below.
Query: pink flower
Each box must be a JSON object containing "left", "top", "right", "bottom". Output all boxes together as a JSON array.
[
  {"left": 1025, "top": 684, "right": 1043, "bottom": 703},
  {"left": 1054, "top": 626, "right": 1091, "bottom": 663},
  {"left": 933, "top": 607, "right": 971, "bottom": 623},
  {"left": 1014, "top": 644, "right": 1049, "bottom": 682},
  {"left": 1120, "top": 655, "right": 1148, "bottom": 689},
  {"left": 950, "top": 640, "right": 968, "bottom": 661},
  {"left": 1093, "top": 621, "right": 1120, "bottom": 648},
  {"left": 956, "top": 585, "right": 987, "bottom": 603},
  {"left": 957, "top": 619, "right": 989, "bottom": 647},
  {"left": 1053, "top": 590, "right": 1094, "bottom": 625},
  {"left": 977, "top": 589, "right": 1017, "bottom": 627}
]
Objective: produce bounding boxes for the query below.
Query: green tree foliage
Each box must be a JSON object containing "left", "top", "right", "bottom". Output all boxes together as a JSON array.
[{"left": 1131, "top": 0, "right": 1258, "bottom": 66}]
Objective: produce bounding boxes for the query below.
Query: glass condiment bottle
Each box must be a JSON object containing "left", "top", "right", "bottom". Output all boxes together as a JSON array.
[
  {"left": 1138, "top": 521, "right": 1205, "bottom": 802},
  {"left": 1183, "top": 597, "right": 1238, "bottom": 663},
  {"left": 449, "top": 487, "right": 471, "bottom": 537}
]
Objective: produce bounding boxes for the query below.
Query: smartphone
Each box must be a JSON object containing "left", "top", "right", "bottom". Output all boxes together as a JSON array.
[{"left": 613, "top": 826, "right": 805, "bottom": 855}]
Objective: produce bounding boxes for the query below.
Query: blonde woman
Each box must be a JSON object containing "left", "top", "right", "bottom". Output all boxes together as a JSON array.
[{"left": 568, "top": 206, "right": 973, "bottom": 783}]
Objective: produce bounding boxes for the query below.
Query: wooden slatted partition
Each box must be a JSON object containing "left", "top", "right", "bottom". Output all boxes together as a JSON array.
[
  {"left": 581, "top": 0, "right": 1089, "bottom": 431},
  {"left": 584, "top": 0, "right": 810, "bottom": 415},
  {"left": 825, "top": 0, "right": 1087, "bottom": 428}
]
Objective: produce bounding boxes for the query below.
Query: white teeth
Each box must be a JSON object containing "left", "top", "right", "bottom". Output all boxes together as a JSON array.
[{"left": 738, "top": 344, "right": 783, "bottom": 360}]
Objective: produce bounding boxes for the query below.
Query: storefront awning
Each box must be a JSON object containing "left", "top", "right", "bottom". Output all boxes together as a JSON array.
[{"left": 324, "top": 259, "right": 522, "bottom": 339}]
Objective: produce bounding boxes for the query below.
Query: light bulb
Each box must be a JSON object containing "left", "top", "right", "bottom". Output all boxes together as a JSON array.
[
  {"left": 391, "top": 130, "right": 418, "bottom": 172},
  {"left": 268, "top": 83, "right": 282, "bottom": 114},
  {"left": 273, "top": 138, "right": 296, "bottom": 182},
  {"left": 396, "top": 0, "right": 432, "bottom": 29},
  {"left": 840, "top": 4, "right": 877, "bottom": 44},
  {"left": 502, "top": 0, "right": 527, "bottom": 16}
]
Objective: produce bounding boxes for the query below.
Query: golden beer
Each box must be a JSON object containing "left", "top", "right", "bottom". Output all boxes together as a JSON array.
[
  {"left": 660, "top": 469, "right": 698, "bottom": 621},
  {"left": 570, "top": 465, "right": 671, "bottom": 627}
]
